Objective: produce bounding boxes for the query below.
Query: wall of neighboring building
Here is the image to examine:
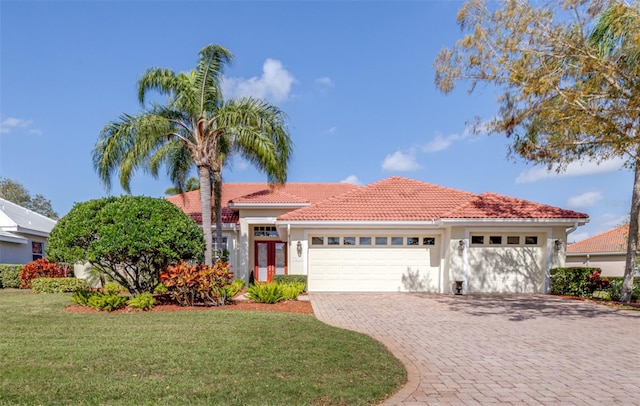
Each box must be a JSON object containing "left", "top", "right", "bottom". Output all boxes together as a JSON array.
[
  {"left": 0, "top": 235, "right": 47, "bottom": 265},
  {"left": 565, "top": 254, "right": 626, "bottom": 277}
]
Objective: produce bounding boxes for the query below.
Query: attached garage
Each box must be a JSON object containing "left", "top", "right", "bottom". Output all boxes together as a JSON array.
[{"left": 307, "top": 234, "right": 441, "bottom": 292}]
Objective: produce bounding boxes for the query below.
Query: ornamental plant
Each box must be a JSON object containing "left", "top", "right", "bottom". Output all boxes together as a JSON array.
[
  {"left": 160, "top": 261, "right": 233, "bottom": 306},
  {"left": 19, "top": 258, "right": 69, "bottom": 289},
  {"left": 47, "top": 196, "right": 205, "bottom": 295}
]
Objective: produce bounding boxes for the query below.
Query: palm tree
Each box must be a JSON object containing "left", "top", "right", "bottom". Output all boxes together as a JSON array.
[
  {"left": 165, "top": 176, "right": 200, "bottom": 196},
  {"left": 93, "top": 44, "right": 292, "bottom": 265}
]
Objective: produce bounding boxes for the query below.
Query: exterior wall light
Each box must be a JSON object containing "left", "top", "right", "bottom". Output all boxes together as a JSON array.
[
  {"left": 458, "top": 239, "right": 465, "bottom": 254},
  {"left": 297, "top": 241, "right": 302, "bottom": 257},
  {"left": 554, "top": 239, "right": 563, "bottom": 251}
]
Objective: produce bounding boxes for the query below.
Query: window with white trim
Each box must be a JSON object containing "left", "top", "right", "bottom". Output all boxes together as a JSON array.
[{"left": 32, "top": 242, "right": 43, "bottom": 261}]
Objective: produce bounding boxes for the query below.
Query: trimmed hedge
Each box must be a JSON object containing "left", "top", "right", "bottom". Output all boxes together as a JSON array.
[
  {"left": 273, "top": 274, "right": 307, "bottom": 289},
  {"left": 0, "top": 264, "right": 22, "bottom": 289},
  {"left": 30, "top": 277, "right": 87, "bottom": 294}
]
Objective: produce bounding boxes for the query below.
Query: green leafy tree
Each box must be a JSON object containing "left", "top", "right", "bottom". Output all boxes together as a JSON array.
[
  {"left": 0, "top": 177, "right": 58, "bottom": 219},
  {"left": 165, "top": 176, "right": 199, "bottom": 195},
  {"left": 434, "top": 0, "right": 639, "bottom": 303},
  {"left": 46, "top": 196, "right": 204, "bottom": 295},
  {"left": 93, "top": 44, "right": 292, "bottom": 266}
]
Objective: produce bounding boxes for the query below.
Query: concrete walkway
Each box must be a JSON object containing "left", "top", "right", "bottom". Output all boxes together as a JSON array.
[{"left": 310, "top": 293, "right": 640, "bottom": 405}]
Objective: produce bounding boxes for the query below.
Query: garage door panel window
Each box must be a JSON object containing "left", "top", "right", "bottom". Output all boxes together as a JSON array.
[
  {"left": 470, "top": 234, "right": 542, "bottom": 247},
  {"left": 310, "top": 235, "right": 438, "bottom": 247}
]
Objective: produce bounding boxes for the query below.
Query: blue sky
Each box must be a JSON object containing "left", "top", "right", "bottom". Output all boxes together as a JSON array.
[{"left": 0, "top": 0, "right": 632, "bottom": 242}]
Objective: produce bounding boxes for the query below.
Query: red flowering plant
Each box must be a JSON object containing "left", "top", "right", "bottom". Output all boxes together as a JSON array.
[
  {"left": 19, "top": 258, "right": 70, "bottom": 289},
  {"left": 160, "top": 261, "right": 233, "bottom": 306},
  {"left": 586, "top": 270, "right": 610, "bottom": 292}
]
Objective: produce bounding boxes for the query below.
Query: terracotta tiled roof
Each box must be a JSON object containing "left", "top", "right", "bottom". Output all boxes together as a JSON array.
[
  {"left": 567, "top": 225, "right": 629, "bottom": 254},
  {"left": 167, "top": 182, "right": 360, "bottom": 225},
  {"left": 278, "top": 177, "right": 478, "bottom": 221},
  {"left": 443, "top": 192, "right": 589, "bottom": 219},
  {"left": 168, "top": 177, "right": 589, "bottom": 225}
]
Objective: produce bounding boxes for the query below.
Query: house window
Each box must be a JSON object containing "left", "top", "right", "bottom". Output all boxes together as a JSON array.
[
  {"left": 471, "top": 235, "right": 484, "bottom": 245},
  {"left": 32, "top": 242, "right": 43, "bottom": 261},
  {"left": 213, "top": 237, "right": 228, "bottom": 250},
  {"left": 525, "top": 236, "right": 538, "bottom": 245},
  {"left": 391, "top": 237, "right": 403, "bottom": 246},
  {"left": 489, "top": 236, "right": 502, "bottom": 245},
  {"left": 311, "top": 237, "right": 324, "bottom": 246},
  {"left": 328, "top": 237, "right": 340, "bottom": 245},
  {"left": 407, "top": 237, "right": 419, "bottom": 246},
  {"left": 375, "top": 237, "right": 388, "bottom": 246},
  {"left": 359, "top": 237, "right": 371, "bottom": 245},
  {"left": 423, "top": 237, "right": 435, "bottom": 246},
  {"left": 254, "top": 226, "right": 278, "bottom": 237},
  {"left": 507, "top": 236, "right": 520, "bottom": 245},
  {"left": 343, "top": 237, "right": 356, "bottom": 245}
]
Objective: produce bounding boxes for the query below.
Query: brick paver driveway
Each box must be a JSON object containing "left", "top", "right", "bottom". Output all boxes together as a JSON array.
[{"left": 310, "top": 293, "right": 640, "bottom": 405}]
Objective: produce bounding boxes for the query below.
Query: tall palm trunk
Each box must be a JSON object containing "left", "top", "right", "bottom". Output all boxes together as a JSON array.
[
  {"left": 212, "top": 167, "right": 223, "bottom": 261},
  {"left": 198, "top": 165, "right": 213, "bottom": 266},
  {"left": 621, "top": 156, "right": 640, "bottom": 303}
]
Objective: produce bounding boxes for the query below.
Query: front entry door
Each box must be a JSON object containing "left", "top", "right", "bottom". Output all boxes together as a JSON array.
[{"left": 255, "top": 241, "right": 287, "bottom": 282}]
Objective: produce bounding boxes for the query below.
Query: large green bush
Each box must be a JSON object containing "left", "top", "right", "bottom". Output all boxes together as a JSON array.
[
  {"left": 47, "top": 196, "right": 205, "bottom": 295},
  {"left": 0, "top": 265, "right": 22, "bottom": 289},
  {"left": 606, "top": 277, "right": 640, "bottom": 302}
]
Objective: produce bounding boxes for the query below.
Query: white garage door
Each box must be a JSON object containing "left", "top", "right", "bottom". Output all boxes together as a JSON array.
[
  {"left": 466, "top": 234, "right": 546, "bottom": 293},
  {"left": 308, "top": 235, "right": 441, "bottom": 292}
]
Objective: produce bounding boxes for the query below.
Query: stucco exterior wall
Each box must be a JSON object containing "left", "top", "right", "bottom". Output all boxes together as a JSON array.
[
  {"left": 0, "top": 235, "right": 48, "bottom": 265},
  {"left": 565, "top": 254, "right": 626, "bottom": 277}
]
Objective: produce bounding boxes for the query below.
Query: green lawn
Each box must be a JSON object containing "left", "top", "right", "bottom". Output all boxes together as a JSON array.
[{"left": 0, "top": 289, "right": 406, "bottom": 405}]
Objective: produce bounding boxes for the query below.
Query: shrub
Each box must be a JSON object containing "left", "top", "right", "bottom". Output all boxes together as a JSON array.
[
  {"left": 160, "top": 261, "right": 233, "bottom": 306},
  {"left": 46, "top": 196, "right": 205, "bottom": 295},
  {"left": 279, "top": 281, "right": 306, "bottom": 300},
  {"left": 0, "top": 264, "right": 22, "bottom": 288},
  {"left": 19, "top": 258, "right": 69, "bottom": 289},
  {"left": 104, "top": 282, "right": 123, "bottom": 295},
  {"left": 273, "top": 274, "right": 307, "bottom": 289},
  {"left": 549, "top": 267, "right": 605, "bottom": 297},
  {"left": 87, "top": 294, "right": 128, "bottom": 312},
  {"left": 607, "top": 277, "right": 640, "bottom": 302},
  {"left": 223, "top": 279, "right": 245, "bottom": 299},
  {"left": 72, "top": 289, "right": 96, "bottom": 306},
  {"left": 127, "top": 293, "right": 155, "bottom": 311},
  {"left": 154, "top": 282, "right": 168, "bottom": 294},
  {"left": 246, "top": 283, "right": 285, "bottom": 304},
  {"left": 31, "top": 277, "right": 87, "bottom": 293}
]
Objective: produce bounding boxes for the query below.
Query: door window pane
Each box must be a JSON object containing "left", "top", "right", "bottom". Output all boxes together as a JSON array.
[
  {"left": 328, "top": 237, "right": 340, "bottom": 245},
  {"left": 423, "top": 237, "right": 435, "bottom": 245},
  {"left": 343, "top": 237, "right": 356, "bottom": 245},
  {"left": 407, "top": 237, "right": 419, "bottom": 246},
  {"left": 311, "top": 237, "right": 324, "bottom": 245},
  {"left": 375, "top": 237, "right": 388, "bottom": 245},
  {"left": 391, "top": 237, "right": 403, "bottom": 245},
  {"left": 359, "top": 237, "right": 371, "bottom": 245}
]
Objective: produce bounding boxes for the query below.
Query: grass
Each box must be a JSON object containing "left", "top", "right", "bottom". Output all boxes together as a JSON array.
[{"left": 0, "top": 289, "right": 406, "bottom": 405}]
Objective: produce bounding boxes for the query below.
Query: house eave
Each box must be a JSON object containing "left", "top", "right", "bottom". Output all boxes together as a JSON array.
[
  {"left": 277, "top": 220, "right": 439, "bottom": 229},
  {"left": 567, "top": 251, "right": 627, "bottom": 257},
  {"left": 228, "top": 202, "right": 311, "bottom": 210},
  {"left": 438, "top": 218, "right": 589, "bottom": 227}
]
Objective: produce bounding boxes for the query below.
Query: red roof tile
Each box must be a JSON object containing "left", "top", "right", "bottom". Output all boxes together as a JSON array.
[
  {"left": 278, "top": 177, "right": 478, "bottom": 221},
  {"left": 168, "top": 177, "right": 588, "bottom": 225},
  {"left": 567, "top": 224, "right": 629, "bottom": 254},
  {"left": 444, "top": 193, "right": 589, "bottom": 219},
  {"left": 167, "top": 182, "right": 359, "bottom": 225}
]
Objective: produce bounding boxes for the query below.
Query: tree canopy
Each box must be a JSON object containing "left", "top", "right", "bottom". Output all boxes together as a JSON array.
[
  {"left": 434, "top": 0, "right": 639, "bottom": 302},
  {"left": 0, "top": 177, "right": 58, "bottom": 219},
  {"left": 46, "top": 196, "right": 204, "bottom": 294}
]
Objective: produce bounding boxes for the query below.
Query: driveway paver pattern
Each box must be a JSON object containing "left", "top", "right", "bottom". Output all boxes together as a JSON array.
[{"left": 310, "top": 293, "right": 640, "bottom": 406}]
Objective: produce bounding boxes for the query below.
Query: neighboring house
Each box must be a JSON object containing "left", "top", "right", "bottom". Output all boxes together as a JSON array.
[
  {"left": 0, "top": 197, "right": 57, "bottom": 264},
  {"left": 168, "top": 176, "right": 588, "bottom": 294},
  {"left": 566, "top": 224, "right": 637, "bottom": 277}
]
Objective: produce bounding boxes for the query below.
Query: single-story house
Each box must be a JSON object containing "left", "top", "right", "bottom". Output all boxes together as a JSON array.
[
  {"left": 168, "top": 176, "right": 588, "bottom": 294},
  {"left": 0, "top": 197, "right": 57, "bottom": 264},
  {"left": 566, "top": 224, "right": 638, "bottom": 277}
]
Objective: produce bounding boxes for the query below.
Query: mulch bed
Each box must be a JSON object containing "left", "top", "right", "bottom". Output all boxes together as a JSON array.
[{"left": 64, "top": 294, "right": 314, "bottom": 315}]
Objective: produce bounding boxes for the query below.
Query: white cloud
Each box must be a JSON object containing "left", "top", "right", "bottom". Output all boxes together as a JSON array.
[
  {"left": 340, "top": 175, "right": 361, "bottom": 185},
  {"left": 422, "top": 132, "right": 462, "bottom": 153},
  {"left": 382, "top": 150, "right": 420, "bottom": 172},
  {"left": 567, "top": 191, "right": 603, "bottom": 209},
  {"left": 222, "top": 59, "right": 296, "bottom": 103},
  {"left": 315, "top": 77, "right": 334, "bottom": 87},
  {"left": 515, "top": 157, "right": 626, "bottom": 184},
  {"left": 0, "top": 117, "right": 42, "bottom": 135}
]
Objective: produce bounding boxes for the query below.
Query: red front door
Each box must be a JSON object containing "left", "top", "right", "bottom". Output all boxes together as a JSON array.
[{"left": 254, "top": 241, "right": 287, "bottom": 282}]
